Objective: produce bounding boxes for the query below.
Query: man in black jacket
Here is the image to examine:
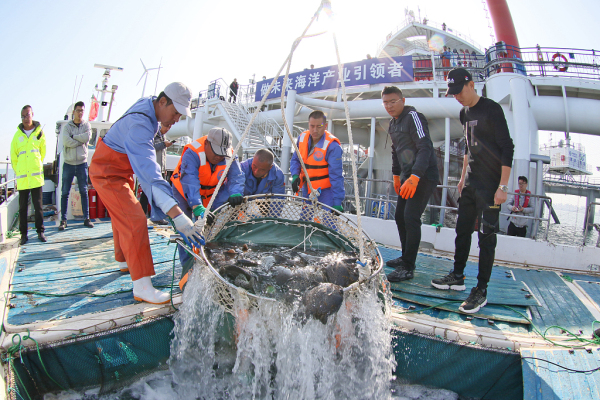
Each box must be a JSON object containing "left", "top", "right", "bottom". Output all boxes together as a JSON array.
[
  {"left": 382, "top": 86, "right": 439, "bottom": 282},
  {"left": 431, "top": 68, "right": 514, "bottom": 314}
]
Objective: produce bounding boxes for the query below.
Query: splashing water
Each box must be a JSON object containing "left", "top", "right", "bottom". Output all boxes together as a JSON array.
[{"left": 169, "top": 263, "right": 396, "bottom": 399}]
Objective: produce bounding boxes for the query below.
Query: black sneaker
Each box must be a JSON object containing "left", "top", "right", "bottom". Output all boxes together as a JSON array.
[
  {"left": 386, "top": 256, "right": 405, "bottom": 268},
  {"left": 20, "top": 235, "right": 28, "bottom": 245},
  {"left": 84, "top": 219, "right": 94, "bottom": 228},
  {"left": 58, "top": 220, "right": 67, "bottom": 231},
  {"left": 387, "top": 268, "right": 414, "bottom": 282},
  {"left": 459, "top": 287, "right": 487, "bottom": 313},
  {"left": 38, "top": 233, "right": 47, "bottom": 242},
  {"left": 431, "top": 271, "right": 466, "bottom": 291}
]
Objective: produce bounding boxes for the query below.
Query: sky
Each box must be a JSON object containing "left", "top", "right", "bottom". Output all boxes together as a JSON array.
[{"left": 0, "top": 0, "right": 599, "bottom": 172}]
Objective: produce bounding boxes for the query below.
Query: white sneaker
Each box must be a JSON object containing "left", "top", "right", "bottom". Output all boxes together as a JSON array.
[
  {"left": 119, "top": 261, "right": 129, "bottom": 273},
  {"left": 132, "top": 276, "right": 170, "bottom": 304}
]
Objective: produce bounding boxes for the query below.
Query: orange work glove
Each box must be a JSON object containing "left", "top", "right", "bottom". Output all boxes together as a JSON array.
[
  {"left": 400, "top": 175, "right": 420, "bottom": 199},
  {"left": 393, "top": 175, "right": 401, "bottom": 195}
]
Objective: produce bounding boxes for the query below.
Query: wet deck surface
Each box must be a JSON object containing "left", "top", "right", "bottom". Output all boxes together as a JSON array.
[
  {"left": 521, "top": 348, "right": 600, "bottom": 400},
  {"left": 7, "top": 220, "right": 181, "bottom": 326},
  {"left": 379, "top": 247, "right": 598, "bottom": 336}
]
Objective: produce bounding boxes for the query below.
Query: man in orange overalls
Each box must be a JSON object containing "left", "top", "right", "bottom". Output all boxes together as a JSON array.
[{"left": 89, "top": 82, "right": 204, "bottom": 304}]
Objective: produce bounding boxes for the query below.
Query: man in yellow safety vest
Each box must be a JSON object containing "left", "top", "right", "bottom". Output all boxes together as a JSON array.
[{"left": 10, "top": 105, "right": 47, "bottom": 245}]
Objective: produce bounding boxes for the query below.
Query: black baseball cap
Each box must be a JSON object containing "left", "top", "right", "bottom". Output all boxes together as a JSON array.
[{"left": 445, "top": 68, "right": 472, "bottom": 96}]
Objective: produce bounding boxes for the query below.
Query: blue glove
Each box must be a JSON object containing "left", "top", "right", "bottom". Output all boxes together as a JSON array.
[
  {"left": 173, "top": 213, "right": 205, "bottom": 248},
  {"left": 228, "top": 194, "right": 244, "bottom": 206}
]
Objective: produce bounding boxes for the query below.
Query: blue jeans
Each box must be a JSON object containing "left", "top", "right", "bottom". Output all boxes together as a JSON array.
[{"left": 61, "top": 163, "right": 89, "bottom": 220}]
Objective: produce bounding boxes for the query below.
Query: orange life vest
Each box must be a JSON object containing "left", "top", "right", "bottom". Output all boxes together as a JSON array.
[
  {"left": 298, "top": 130, "right": 341, "bottom": 193},
  {"left": 171, "top": 136, "right": 227, "bottom": 207},
  {"left": 514, "top": 189, "right": 531, "bottom": 208}
]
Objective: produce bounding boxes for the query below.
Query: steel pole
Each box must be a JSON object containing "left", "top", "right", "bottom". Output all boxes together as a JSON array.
[
  {"left": 282, "top": 90, "right": 297, "bottom": 185},
  {"left": 439, "top": 118, "right": 450, "bottom": 225},
  {"left": 367, "top": 117, "right": 376, "bottom": 213}
]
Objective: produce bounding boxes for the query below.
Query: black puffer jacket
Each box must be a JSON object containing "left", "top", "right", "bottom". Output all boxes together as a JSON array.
[{"left": 389, "top": 106, "right": 439, "bottom": 183}]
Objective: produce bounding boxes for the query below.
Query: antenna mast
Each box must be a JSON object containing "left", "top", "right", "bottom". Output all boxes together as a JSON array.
[{"left": 94, "top": 64, "right": 123, "bottom": 122}]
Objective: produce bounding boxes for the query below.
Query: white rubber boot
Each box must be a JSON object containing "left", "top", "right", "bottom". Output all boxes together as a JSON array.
[
  {"left": 119, "top": 261, "right": 129, "bottom": 273},
  {"left": 132, "top": 276, "right": 170, "bottom": 304}
]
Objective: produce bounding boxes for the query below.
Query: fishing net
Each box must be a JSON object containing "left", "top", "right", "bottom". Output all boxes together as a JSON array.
[
  {"left": 180, "top": 194, "right": 383, "bottom": 314},
  {"left": 5, "top": 316, "right": 176, "bottom": 400}
]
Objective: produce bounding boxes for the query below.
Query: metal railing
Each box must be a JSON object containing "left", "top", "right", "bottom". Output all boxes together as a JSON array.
[
  {"left": 343, "top": 178, "right": 555, "bottom": 240},
  {"left": 483, "top": 45, "right": 600, "bottom": 80},
  {"left": 376, "top": 18, "right": 484, "bottom": 56},
  {"left": 387, "top": 46, "right": 600, "bottom": 84},
  {"left": 584, "top": 202, "right": 600, "bottom": 247},
  {"left": 0, "top": 178, "right": 17, "bottom": 205},
  {"left": 194, "top": 80, "right": 305, "bottom": 162},
  {"left": 501, "top": 193, "right": 554, "bottom": 240},
  {"left": 196, "top": 78, "right": 257, "bottom": 108}
]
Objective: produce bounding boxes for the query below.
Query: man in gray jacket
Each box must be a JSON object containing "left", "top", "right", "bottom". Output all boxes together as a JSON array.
[
  {"left": 59, "top": 101, "right": 94, "bottom": 230},
  {"left": 505, "top": 176, "right": 534, "bottom": 237}
]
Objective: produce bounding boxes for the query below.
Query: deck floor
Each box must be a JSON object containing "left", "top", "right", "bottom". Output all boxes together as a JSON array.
[
  {"left": 7, "top": 220, "right": 181, "bottom": 327},
  {"left": 521, "top": 348, "right": 600, "bottom": 400},
  {"left": 379, "top": 246, "right": 599, "bottom": 336}
]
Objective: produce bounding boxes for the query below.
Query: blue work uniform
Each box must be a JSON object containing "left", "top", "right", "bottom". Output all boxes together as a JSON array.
[
  {"left": 240, "top": 157, "right": 286, "bottom": 196},
  {"left": 290, "top": 135, "right": 345, "bottom": 207},
  {"left": 175, "top": 149, "right": 244, "bottom": 268},
  {"left": 102, "top": 97, "right": 176, "bottom": 219}
]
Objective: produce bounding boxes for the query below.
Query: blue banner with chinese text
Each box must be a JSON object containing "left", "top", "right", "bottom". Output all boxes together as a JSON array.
[{"left": 255, "top": 56, "right": 414, "bottom": 102}]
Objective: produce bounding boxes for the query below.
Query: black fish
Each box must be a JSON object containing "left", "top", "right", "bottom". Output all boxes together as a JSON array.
[
  {"left": 271, "top": 266, "right": 293, "bottom": 286},
  {"left": 273, "top": 253, "right": 290, "bottom": 264},
  {"left": 220, "top": 264, "right": 254, "bottom": 281},
  {"left": 302, "top": 283, "right": 344, "bottom": 324},
  {"left": 237, "top": 259, "right": 259, "bottom": 267},
  {"left": 323, "top": 261, "right": 359, "bottom": 287}
]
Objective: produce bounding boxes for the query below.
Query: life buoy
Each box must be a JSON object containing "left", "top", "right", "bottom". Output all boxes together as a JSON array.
[{"left": 552, "top": 53, "right": 568, "bottom": 72}]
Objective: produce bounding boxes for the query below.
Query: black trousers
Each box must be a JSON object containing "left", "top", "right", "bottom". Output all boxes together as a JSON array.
[
  {"left": 507, "top": 221, "right": 527, "bottom": 237},
  {"left": 394, "top": 178, "right": 437, "bottom": 268},
  {"left": 19, "top": 186, "right": 44, "bottom": 236},
  {"left": 453, "top": 185, "right": 499, "bottom": 290}
]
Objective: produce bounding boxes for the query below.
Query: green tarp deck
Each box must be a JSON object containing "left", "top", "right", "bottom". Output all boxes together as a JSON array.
[
  {"left": 379, "top": 247, "right": 534, "bottom": 324},
  {"left": 8, "top": 220, "right": 181, "bottom": 326},
  {"left": 379, "top": 246, "right": 599, "bottom": 335},
  {"left": 521, "top": 348, "right": 600, "bottom": 399}
]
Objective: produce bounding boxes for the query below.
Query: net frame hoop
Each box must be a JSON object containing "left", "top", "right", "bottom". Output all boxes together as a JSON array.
[
  {"left": 202, "top": 194, "right": 384, "bottom": 297},
  {"left": 177, "top": 239, "right": 277, "bottom": 304}
]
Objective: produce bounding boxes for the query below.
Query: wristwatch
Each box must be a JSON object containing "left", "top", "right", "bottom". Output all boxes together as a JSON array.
[{"left": 498, "top": 185, "right": 508, "bottom": 193}]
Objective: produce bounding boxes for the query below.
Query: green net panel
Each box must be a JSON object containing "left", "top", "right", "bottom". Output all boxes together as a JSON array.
[
  {"left": 393, "top": 329, "right": 523, "bottom": 400},
  {"left": 6, "top": 316, "right": 177, "bottom": 400}
]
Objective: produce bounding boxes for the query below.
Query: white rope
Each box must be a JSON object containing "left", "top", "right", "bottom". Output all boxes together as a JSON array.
[
  {"left": 200, "top": 0, "right": 366, "bottom": 267},
  {"left": 331, "top": 32, "right": 365, "bottom": 264},
  {"left": 200, "top": 1, "right": 327, "bottom": 227},
  {"left": 279, "top": 41, "right": 316, "bottom": 197}
]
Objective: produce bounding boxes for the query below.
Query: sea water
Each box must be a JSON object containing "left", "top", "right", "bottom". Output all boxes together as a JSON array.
[{"left": 536, "top": 193, "right": 600, "bottom": 246}]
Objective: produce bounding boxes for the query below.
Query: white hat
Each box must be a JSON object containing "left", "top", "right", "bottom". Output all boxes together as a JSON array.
[
  {"left": 164, "top": 82, "right": 192, "bottom": 117},
  {"left": 207, "top": 128, "right": 234, "bottom": 158}
]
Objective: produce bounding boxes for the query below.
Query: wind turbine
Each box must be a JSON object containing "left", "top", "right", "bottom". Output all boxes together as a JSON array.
[
  {"left": 153, "top": 57, "right": 163, "bottom": 96},
  {"left": 137, "top": 59, "right": 160, "bottom": 97}
]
